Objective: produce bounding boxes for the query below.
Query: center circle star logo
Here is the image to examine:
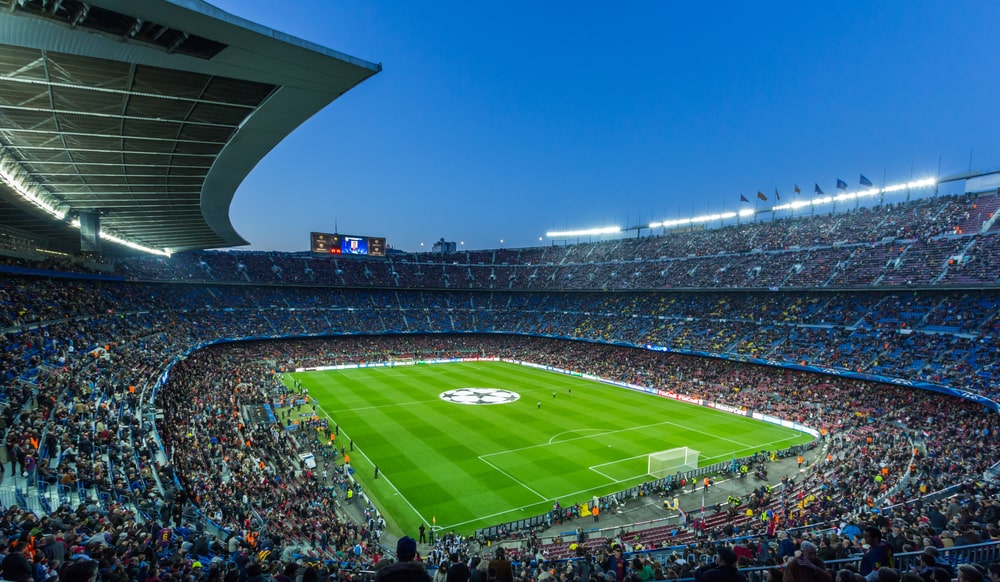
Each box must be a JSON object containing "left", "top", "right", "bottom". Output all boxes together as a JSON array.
[{"left": 440, "top": 388, "right": 520, "bottom": 405}]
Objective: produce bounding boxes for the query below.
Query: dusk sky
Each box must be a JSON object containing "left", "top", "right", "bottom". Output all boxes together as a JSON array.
[{"left": 212, "top": 0, "right": 1000, "bottom": 253}]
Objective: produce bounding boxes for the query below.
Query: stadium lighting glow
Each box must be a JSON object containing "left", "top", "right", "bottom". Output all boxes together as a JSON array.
[
  {"left": 1, "top": 150, "right": 169, "bottom": 256},
  {"left": 0, "top": 156, "right": 68, "bottom": 220},
  {"left": 551, "top": 177, "right": 936, "bottom": 242},
  {"left": 100, "top": 231, "right": 172, "bottom": 257},
  {"left": 547, "top": 226, "right": 621, "bottom": 238},
  {"left": 771, "top": 177, "right": 936, "bottom": 213},
  {"left": 70, "top": 217, "right": 172, "bottom": 257},
  {"left": 652, "top": 211, "right": 745, "bottom": 229}
]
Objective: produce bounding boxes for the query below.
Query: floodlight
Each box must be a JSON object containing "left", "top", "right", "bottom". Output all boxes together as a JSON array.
[
  {"left": 546, "top": 226, "right": 622, "bottom": 238},
  {"left": 70, "top": 217, "right": 171, "bottom": 256}
]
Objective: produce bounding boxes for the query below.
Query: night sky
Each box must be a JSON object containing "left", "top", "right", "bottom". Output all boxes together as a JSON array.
[{"left": 210, "top": 0, "right": 1000, "bottom": 252}]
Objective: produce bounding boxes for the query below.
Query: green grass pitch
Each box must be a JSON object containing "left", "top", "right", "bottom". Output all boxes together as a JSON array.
[{"left": 289, "top": 361, "right": 813, "bottom": 536}]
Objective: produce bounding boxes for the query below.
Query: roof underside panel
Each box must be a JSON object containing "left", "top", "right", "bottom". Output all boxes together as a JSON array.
[
  {"left": 0, "top": 43, "right": 274, "bottom": 252},
  {"left": 0, "top": 0, "right": 380, "bottom": 256}
]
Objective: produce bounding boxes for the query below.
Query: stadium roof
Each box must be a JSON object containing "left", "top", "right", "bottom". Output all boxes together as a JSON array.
[{"left": 0, "top": 0, "right": 380, "bottom": 256}]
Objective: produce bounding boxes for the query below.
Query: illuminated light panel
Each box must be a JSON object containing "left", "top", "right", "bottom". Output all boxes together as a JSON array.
[
  {"left": 0, "top": 166, "right": 68, "bottom": 219},
  {"left": 70, "top": 217, "right": 172, "bottom": 256},
  {"left": 547, "top": 226, "right": 621, "bottom": 238},
  {"left": 770, "top": 178, "right": 936, "bottom": 212},
  {"left": 552, "top": 177, "right": 937, "bottom": 239},
  {"left": 656, "top": 211, "right": 743, "bottom": 229}
]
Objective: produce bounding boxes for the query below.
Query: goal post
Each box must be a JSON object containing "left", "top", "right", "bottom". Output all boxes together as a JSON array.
[{"left": 647, "top": 447, "right": 700, "bottom": 479}]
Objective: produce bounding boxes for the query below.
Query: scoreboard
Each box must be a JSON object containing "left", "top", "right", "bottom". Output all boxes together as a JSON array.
[{"left": 310, "top": 232, "right": 386, "bottom": 257}]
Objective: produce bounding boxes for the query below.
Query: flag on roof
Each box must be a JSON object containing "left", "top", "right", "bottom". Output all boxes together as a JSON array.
[
  {"left": 836, "top": 178, "right": 848, "bottom": 190},
  {"left": 814, "top": 183, "right": 824, "bottom": 195},
  {"left": 774, "top": 188, "right": 781, "bottom": 201},
  {"left": 794, "top": 184, "right": 801, "bottom": 194},
  {"left": 740, "top": 194, "right": 749, "bottom": 203},
  {"left": 860, "top": 174, "right": 873, "bottom": 187},
  {"left": 757, "top": 191, "right": 767, "bottom": 201}
]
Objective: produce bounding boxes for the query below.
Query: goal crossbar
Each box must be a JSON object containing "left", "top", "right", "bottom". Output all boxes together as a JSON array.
[{"left": 647, "top": 446, "right": 699, "bottom": 479}]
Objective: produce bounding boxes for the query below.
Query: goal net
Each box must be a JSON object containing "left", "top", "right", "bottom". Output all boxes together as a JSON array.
[{"left": 647, "top": 447, "right": 700, "bottom": 479}]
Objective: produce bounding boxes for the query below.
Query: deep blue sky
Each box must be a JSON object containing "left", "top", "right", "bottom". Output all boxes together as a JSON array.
[{"left": 213, "top": 0, "right": 1000, "bottom": 253}]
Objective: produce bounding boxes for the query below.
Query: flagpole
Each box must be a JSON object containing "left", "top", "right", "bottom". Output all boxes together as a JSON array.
[
  {"left": 880, "top": 169, "right": 886, "bottom": 206},
  {"left": 936, "top": 155, "right": 942, "bottom": 197},
  {"left": 907, "top": 162, "right": 913, "bottom": 202}
]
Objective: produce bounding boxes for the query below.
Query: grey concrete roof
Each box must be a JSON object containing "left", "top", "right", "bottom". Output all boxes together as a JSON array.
[{"left": 0, "top": 0, "right": 379, "bottom": 255}]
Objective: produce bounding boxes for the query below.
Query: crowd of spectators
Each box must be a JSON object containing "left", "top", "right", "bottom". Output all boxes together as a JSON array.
[
  {"left": 97, "top": 191, "right": 1000, "bottom": 291},
  {"left": 153, "top": 336, "right": 1000, "bottom": 582},
  {"left": 3, "top": 273, "right": 998, "bottom": 397},
  {"left": 2, "top": 199, "right": 1000, "bottom": 582}
]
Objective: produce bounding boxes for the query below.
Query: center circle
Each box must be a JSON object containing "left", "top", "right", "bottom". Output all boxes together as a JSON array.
[{"left": 440, "top": 388, "right": 520, "bottom": 405}]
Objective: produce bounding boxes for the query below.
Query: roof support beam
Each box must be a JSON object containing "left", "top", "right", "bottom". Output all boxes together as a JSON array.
[
  {"left": 10, "top": 145, "right": 220, "bottom": 156},
  {"left": 0, "top": 103, "right": 240, "bottom": 129},
  {"left": 2, "top": 128, "right": 227, "bottom": 145},
  {"left": 0, "top": 75, "right": 256, "bottom": 110}
]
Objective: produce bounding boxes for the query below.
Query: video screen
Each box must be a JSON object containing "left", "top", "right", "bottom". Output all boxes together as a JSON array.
[
  {"left": 310, "top": 232, "right": 386, "bottom": 257},
  {"left": 342, "top": 236, "right": 367, "bottom": 255}
]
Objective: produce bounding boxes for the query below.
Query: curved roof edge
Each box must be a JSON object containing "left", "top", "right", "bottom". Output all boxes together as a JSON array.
[
  {"left": 175, "top": 0, "right": 382, "bottom": 74},
  {"left": 94, "top": 0, "right": 382, "bottom": 88},
  {"left": 97, "top": 0, "right": 383, "bottom": 251},
  {"left": 199, "top": 86, "right": 352, "bottom": 251},
  {"left": 0, "top": 0, "right": 380, "bottom": 253}
]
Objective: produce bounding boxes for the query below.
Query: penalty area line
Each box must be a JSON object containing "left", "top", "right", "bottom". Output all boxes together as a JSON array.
[{"left": 477, "top": 455, "right": 547, "bottom": 501}]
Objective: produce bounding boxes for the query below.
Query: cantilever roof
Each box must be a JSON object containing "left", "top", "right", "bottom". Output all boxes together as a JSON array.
[{"left": 0, "top": 0, "right": 380, "bottom": 255}]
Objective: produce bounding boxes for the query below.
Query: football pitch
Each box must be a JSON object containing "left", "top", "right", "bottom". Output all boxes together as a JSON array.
[{"left": 289, "top": 361, "right": 813, "bottom": 535}]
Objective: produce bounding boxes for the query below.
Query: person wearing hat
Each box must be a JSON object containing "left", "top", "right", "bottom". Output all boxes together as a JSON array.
[
  {"left": 375, "top": 537, "right": 431, "bottom": 582},
  {"left": 694, "top": 546, "right": 746, "bottom": 582}
]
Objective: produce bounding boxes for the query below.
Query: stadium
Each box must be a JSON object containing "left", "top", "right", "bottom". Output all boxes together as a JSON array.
[{"left": 1, "top": 2, "right": 1000, "bottom": 582}]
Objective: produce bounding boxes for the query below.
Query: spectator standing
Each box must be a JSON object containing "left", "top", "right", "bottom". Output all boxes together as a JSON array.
[
  {"left": 694, "top": 547, "right": 746, "bottom": 582},
  {"left": 860, "top": 526, "right": 894, "bottom": 579},
  {"left": 607, "top": 546, "right": 628, "bottom": 582},
  {"left": 487, "top": 548, "right": 513, "bottom": 582},
  {"left": 375, "top": 537, "right": 431, "bottom": 582},
  {"left": 447, "top": 553, "right": 470, "bottom": 582},
  {"left": 783, "top": 541, "right": 833, "bottom": 582}
]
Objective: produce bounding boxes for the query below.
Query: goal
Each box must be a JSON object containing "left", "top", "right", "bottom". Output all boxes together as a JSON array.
[{"left": 647, "top": 447, "right": 700, "bottom": 479}]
